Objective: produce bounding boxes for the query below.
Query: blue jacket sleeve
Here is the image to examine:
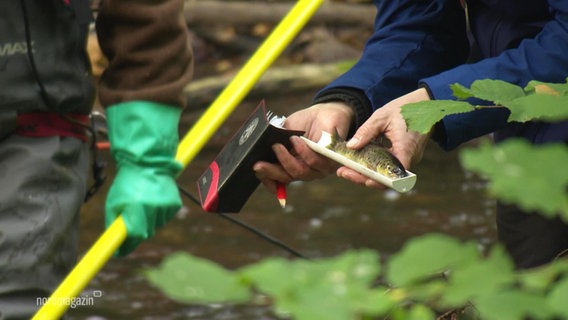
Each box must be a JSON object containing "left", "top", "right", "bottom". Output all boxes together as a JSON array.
[
  {"left": 421, "top": 0, "right": 568, "bottom": 149},
  {"left": 315, "top": 0, "right": 468, "bottom": 130}
]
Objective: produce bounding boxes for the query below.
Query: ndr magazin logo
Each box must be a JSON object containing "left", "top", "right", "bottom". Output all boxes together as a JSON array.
[{"left": 36, "top": 290, "right": 102, "bottom": 309}]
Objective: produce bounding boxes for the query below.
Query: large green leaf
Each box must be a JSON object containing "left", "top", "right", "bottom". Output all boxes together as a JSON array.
[
  {"left": 401, "top": 100, "right": 474, "bottom": 134},
  {"left": 525, "top": 79, "right": 568, "bottom": 96},
  {"left": 441, "top": 245, "right": 515, "bottom": 307},
  {"left": 386, "top": 234, "right": 479, "bottom": 286},
  {"left": 144, "top": 252, "right": 251, "bottom": 304},
  {"left": 518, "top": 259, "right": 568, "bottom": 292},
  {"left": 239, "top": 250, "right": 388, "bottom": 320},
  {"left": 237, "top": 257, "right": 298, "bottom": 299},
  {"left": 451, "top": 79, "right": 526, "bottom": 103},
  {"left": 474, "top": 291, "right": 554, "bottom": 320},
  {"left": 460, "top": 140, "right": 568, "bottom": 219},
  {"left": 405, "top": 304, "right": 437, "bottom": 320},
  {"left": 547, "top": 276, "right": 568, "bottom": 318},
  {"left": 502, "top": 94, "right": 568, "bottom": 122}
]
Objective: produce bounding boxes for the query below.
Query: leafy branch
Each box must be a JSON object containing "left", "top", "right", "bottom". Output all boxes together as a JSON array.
[
  {"left": 402, "top": 78, "right": 568, "bottom": 134},
  {"left": 402, "top": 79, "right": 568, "bottom": 220}
]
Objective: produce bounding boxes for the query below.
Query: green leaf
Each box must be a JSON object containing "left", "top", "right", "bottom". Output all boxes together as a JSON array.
[
  {"left": 474, "top": 291, "right": 554, "bottom": 320},
  {"left": 386, "top": 234, "right": 479, "bottom": 286},
  {"left": 518, "top": 259, "right": 568, "bottom": 292},
  {"left": 452, "top": 79, "right": 526, "bottom": 103},
  {"left": 503, "top": 94, "right": 568, "bottom": 122},
  {"left": 356, "top": 288, "right": 395, "bottom": 316},
  {"left": 239, "top": 257, "right": 323, "bottom": 318},
  {"left": 144, "top": 252, "right": 251, "bottom": 304},
  {"left": 405, "top": 304, "right": 437, "bottom": 320},
  {"left": 387, "top": 304, "right": 437, "bottom": 320},
  {"left": 442, "top": 245, "right": 515, "bottom": 307},
  {"left": 275, "top": 281, "right": 354, "bottom": 320},
  {"left": 237, "top": 257, "right": 297, "bottom": 299},
  {"left": 547, "top": 276, "right": 568, "bottom": 318},
  {"left": 460, "top": 140, "right": 568, "bottom": 219},
  {"left": 525, "top": 79, "right": 568, "bottom": 96},
  {"left": 397, "top": 280, "right": 447, "bottom": 303},
  {"left": 401, "top": 100, "right": 474, "bottom": 134},
  {"left": 239, "top": 250, "right": 386, "bottom": 320},
  {"left": 450, "top": 83, "right": 475, "bottom": 99}
]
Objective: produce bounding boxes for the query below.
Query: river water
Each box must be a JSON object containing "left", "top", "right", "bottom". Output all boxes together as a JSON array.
[{"left": 67, "top": 95, "right": 497, "bottom": 319}]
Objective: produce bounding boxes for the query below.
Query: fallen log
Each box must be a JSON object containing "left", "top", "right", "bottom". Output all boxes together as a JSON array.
[
  {"left": 184, "top": 60, "right": 356, "bottom": 109},
  {"left": 184, "top": 1, "right": 375, "bottom": 27}
]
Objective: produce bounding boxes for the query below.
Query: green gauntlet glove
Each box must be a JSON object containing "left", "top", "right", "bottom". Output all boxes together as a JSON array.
[{"left": 105, "top": 101, "right": 182, "bottom": 256}]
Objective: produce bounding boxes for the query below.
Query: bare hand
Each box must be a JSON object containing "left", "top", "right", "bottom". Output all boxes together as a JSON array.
[
  {"left": 253, "top": 102, "right": 354, "bottom": 193},
  {"left": 337, "top": 88, "right": 431, "bottom": 189}
]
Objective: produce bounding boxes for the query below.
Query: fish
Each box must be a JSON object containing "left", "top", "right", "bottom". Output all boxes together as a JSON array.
[{"left": 327, "top": 132, "right": 408, "bottom": 179}]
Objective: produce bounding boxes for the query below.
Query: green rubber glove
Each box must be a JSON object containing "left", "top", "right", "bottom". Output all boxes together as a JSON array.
[{"left": 105, "top": 101, "right": 182, "bottom": 256}]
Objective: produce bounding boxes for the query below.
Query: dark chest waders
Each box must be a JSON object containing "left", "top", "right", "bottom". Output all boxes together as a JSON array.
[{"left": 0, "top": 1, "right": 94, "bottom": 318}]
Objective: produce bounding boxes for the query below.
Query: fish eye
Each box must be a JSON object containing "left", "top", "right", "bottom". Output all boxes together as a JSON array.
[{"left": 392, "top": 167, "right": 402, "bottom": 175}]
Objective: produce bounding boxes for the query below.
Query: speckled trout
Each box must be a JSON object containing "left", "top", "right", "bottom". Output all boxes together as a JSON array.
[{"left": 327, "top": 133, "right": 408, "bottom": 179}]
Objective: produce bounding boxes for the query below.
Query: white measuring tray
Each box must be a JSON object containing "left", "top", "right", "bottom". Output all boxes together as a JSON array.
[{"left": 300, "top": 132, "right": 417, "bottom": 193}]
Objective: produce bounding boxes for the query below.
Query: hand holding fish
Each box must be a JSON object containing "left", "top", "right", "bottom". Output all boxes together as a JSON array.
[
  {"left": 338, "top": 88, "right": 431, "bottom": 188},
  {"left": 253, "top": 102, "right": 354, "bottom": 193}
]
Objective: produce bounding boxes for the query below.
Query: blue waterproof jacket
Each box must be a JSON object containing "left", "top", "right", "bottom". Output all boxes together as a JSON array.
[{"left": 314, "top": 0, "right": 568, "bottom": 150}]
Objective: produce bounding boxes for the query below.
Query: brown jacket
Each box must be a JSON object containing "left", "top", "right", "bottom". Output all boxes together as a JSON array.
[{"left": 96, "top": 0, "right": 193, "bottom": 108}]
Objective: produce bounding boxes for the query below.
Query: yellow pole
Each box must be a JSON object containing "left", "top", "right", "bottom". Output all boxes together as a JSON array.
[
  {"left": 176, "top": 0, "right": 323, "bottom": 167},
  {"left": 33, "top": 1, "right": 323, "bottom": 319},
  {"left": 33, "top": 218, "right": 127, "bottom": 319}
]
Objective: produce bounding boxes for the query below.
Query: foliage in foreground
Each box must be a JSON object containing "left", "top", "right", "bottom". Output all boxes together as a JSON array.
[
  {"left": 146, "top": 235, "right": 568, "bottom": 320},
  {"left": 146, "top": 79, "right": 568, "bottom": 319}
]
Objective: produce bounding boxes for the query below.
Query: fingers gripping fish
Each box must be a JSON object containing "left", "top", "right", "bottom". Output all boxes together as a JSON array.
[{"left": 327, "top": 131, "right": 408, "bottom": 179}]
